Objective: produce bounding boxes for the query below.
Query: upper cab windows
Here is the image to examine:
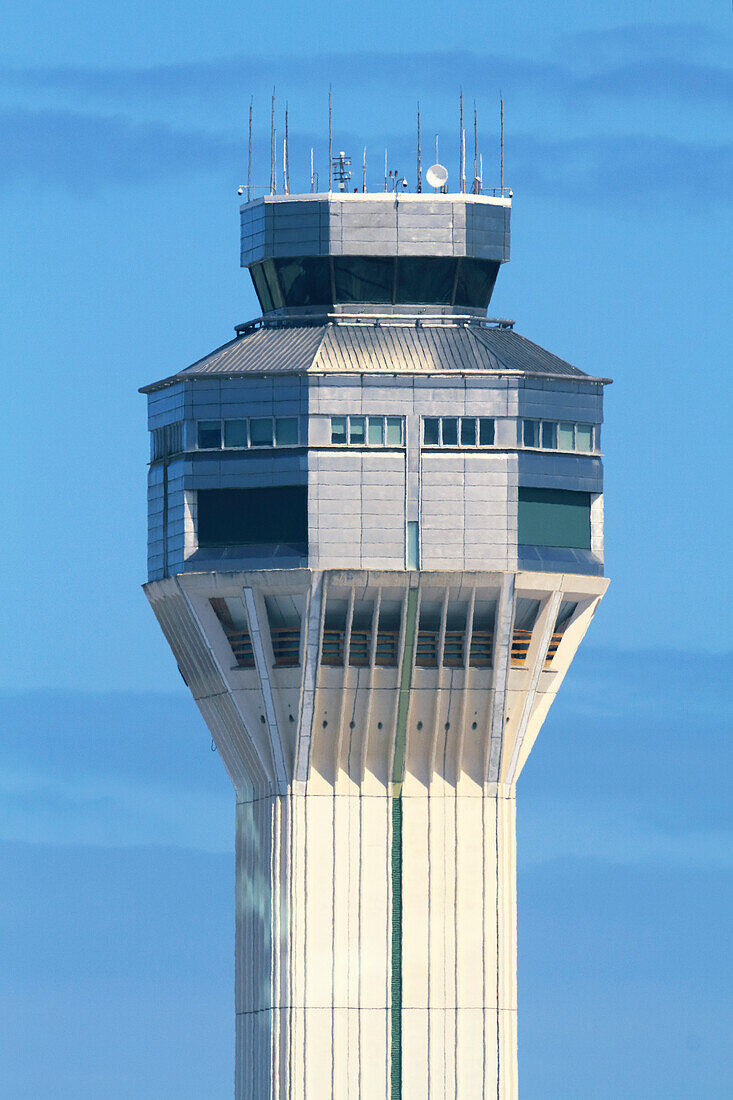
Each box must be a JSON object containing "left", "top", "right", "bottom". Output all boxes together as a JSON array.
[
  {"left": 249, "top": 257, "right": 500, "bottom": 312},
  {"left": 522, "top": 419, "right": 596, "bottom": 453}
]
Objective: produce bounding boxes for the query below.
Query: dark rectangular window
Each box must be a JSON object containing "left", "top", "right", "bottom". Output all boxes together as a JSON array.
[
  {"left": 460, "top": 417, "right": 476, "bottom": 446},
  {"left": 198, "top": 420, "right": 222, "bottom": 449},
  {"left": 541, "top": 421, "right": 557, "bottom": 449},
  {"left": 275, "top": 417, "right": 299, "bottom": 445},
  {"left": 197, "top": 486, "right": 308, "bottom": 549},
  {"left": 454, "top": 258, "right": 500, "bottom": 309},
  {"left": 518, "top": 488, "right": 591, "bottom": 550},
  {"left": 523, "top": 419, "right": 539, "bottom": 448},
  {"left": 423, "top": 417, "right": 440, "bottom": 445},
  {"left": 249, "top": 418, "right": 273, "bottom": 446},
  {"left": 478, "top": 417, "right": 495, "bottom": 445},
  {"left": 333, "top": 257, "right": 393, "bottom": 303},
  {"left": 441, "top": 417, "right": 458, "bottom": 446},
  {"left": 395, "top": 258, "right": 455, "bottom": 305},
  {"left": 224, "top": 419, "right": 248, "bottom": 448},
  {"left": 273, "top": 257, "right": 332, "bottom": 308}
]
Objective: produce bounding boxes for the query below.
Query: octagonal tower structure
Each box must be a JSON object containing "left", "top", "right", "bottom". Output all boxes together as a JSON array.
[{"left": 141, "top": 187, "right": 610, "bottom": 1099}]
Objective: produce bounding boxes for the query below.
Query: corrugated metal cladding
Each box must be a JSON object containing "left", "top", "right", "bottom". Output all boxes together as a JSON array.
[{"left": 142, "top": 322, "right": 594, "bottom": 392}]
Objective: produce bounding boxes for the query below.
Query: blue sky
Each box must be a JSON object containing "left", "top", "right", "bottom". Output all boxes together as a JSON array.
[{"left": 1, "top": 1, "right": 731, "bottom": 1096}]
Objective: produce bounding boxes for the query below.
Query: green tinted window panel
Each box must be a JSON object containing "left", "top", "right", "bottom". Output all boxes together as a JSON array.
[{"left": 518, "top": 488, "right": 591, "bottom": 549}]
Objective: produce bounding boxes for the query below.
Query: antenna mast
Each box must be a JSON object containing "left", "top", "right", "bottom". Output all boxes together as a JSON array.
[
  {"left": 417, "top": 102, "right": 422, "bottom": 193},
  {"left": 247, "top": 97, "right": 252, "bottom": 199},
  {"left": 500, "top": 94, "right": 505, "bottom": 194},
  {"left": 363, "top": 146, "right": 367, "bottom": 192},
  {"left": 328, "top": 88, "right": 333, "bottom": 191},
  {"left": 270, "top": 89, "right": 276, "bottom": 194},
  {"left": 473, "top": 101, "right": 479, "bottom": 193},
  {"left": 384, "top": 148, "right": 388, "bottom": 192},
  {"left": 310, "top": 147, "right": 315, "bottom": 192},
  {"left": 457, "top": 91, "right": 462, "bottom": 194},
  {"left": 284, "top": 102, "right": 290, "bottom": 194}
]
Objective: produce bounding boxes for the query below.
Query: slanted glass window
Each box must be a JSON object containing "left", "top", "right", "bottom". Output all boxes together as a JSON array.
[
  {"left": 198, "top": 420, "right": 222, "bottom": 449},
  {"left": 331, "top": 416, "right": 347, "bottom": 445},
  {"left": 275, "top": 417, "right": 299, "bottom": 445},
  {"left": 333, "top": 257, "right": 393, "bottom": 303},
  {"left": 261, "top": 260, "right": 285, "bottom": 310},
  {"left": 250, "top": 263, "right": 274, "bottom": 314},
  {"left": 478, "top": 417, "right": 495, "bottom": 445},
  {"left": 460, "top": 417, "right": 476, "bottom": 446},
  {"left": 423, "top": 417, "right": 440, "bottom": 445},
  {"left": 541, "top": 421, "right": 557, "bottom": 449},
  {"left": 558, "top": 422, "right": 575, "bottom": 450},
  {"left": 576, "top": 424, "right": 593, "bottom": 452},
  {"left": 249, "top": 418, "right": 273, "bottom": 446},
  {"left": 523, "top": 419, "right": 540, "bottom": 448},
  {"left": 273, "top": 257, "right": 332, "bottom": 308},
  {"left": 442, "top": 417, "right": 458, "bottom": 446},
  {"left": 349, "top": 416, "right": 366, "bottom": 445},
  {"left": 224, "top": 419, "right": 248, "bottom": 448},
  {"left": 367, "top": 416, "right": 384, "bottom": 446},
  {"left": 385, "top": 417, "right": 403, "bottom": 445},
  {"left": 454, "top": 258, "right": 500, "bottom": 309},
  {"left": 396, "top": 258, "right": 455, "bottom": 304}
]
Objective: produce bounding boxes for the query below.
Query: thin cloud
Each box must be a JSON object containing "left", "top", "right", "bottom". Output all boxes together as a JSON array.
[
  {"left": 0, "top": 107, "right": 238, "bottom": 189},
  {"left": 0, "top": 49, "right": 730, "bottom": 108}
]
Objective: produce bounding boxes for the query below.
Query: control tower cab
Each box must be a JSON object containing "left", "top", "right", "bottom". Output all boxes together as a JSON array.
[{"left": 141, "top": 183, "right": 610, "bottom": 1100}]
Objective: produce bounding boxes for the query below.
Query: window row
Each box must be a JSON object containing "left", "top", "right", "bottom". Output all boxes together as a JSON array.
[
  {"left": 330, "top": 415, "right": 404, "bottom": 446},
  {"left": 423, "top": 416, "right": 496, "bottom": 447},
  {"left": 250, "top": 256, "right": 500, "bottom": 312},
  {"left": 523, "top": 419, "right": 594, "bottom": 453},
  {"left": 198, "top": 416, "right": 300, "bottom": 450}
]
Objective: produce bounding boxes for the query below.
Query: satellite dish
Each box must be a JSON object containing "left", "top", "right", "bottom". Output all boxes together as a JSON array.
[{"left": 425, "top": 163, "right": 448, "bottom": 190}]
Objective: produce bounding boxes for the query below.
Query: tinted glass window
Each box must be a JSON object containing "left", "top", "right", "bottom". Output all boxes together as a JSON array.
[
  {"left": 275, "top": 417, "right": 299, "bottom": 445},
  {"left": 396, "top": 258, "right": 456, "bottom": 304},
  {"left": 367, "top": 417, "right": 384, "bottom": 445},
  {"left": 331, "top": 416, "right": 347, "bottom": 444},
  {"left": 442, "top": 418, "right": 458, "bottom": 445},
  {"left": 333, "top": 257, "right": 393, "bottom": 303},
  {"left": 576, "top": 424, "right": 593, "bottom": 452},
  {"left": 424, "top": 418, "right": 440, "bottom": 445},
  {"left": 198, "top": 486, "right": 308, "bottom": 548},
  {"left": 262, "top": 260, "right": 285, "bottom": 309},
  {"left": 273, "top": 257, "right": 332, "bottom": 307},
  {"left": 541, "top": 421, "right": 557, "bottom": 449},
  {"left": 224, "top": 420, "right": 247, "bottom": 447},
  {"left": 518, "top": 488, "right": 591, "bottom": 549},
  {"left": 250, "top": 264, "right": 274, "bottom": 313},
  {"left": 460, "top": 417, "right": 476, "bottom": 446},
  {"left": 523, "top": 419, "right": 540, "bottom": 447},
  {"left": 249, "top": 418, "right": 273, "bottom": 446},
  {"left": 479, "top": 418, "right": 495, "bottom": 445},
  {"left": 454, "top": 259, "right": 500, "bottom": 309},
  {"left": 385, "top": 417, "right": 403, "bottom": 445},
  {"left": 558, "top": 422, "right": 575, "bottom": 450},
  {"left": 349, "top": 416, "right": 365, "bottom": 444},
  {"left": 198, "top": 421, "right": 221, "bottom": 449}
]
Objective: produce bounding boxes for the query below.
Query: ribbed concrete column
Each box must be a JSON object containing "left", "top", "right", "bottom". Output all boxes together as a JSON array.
[{"left": 234, "top": 787, "right": 517, "bottom": 1100}]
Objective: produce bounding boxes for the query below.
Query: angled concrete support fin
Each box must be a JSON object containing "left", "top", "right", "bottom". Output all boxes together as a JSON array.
[{"left": 244, "top": 586, "right": 288, "bottom": 792}]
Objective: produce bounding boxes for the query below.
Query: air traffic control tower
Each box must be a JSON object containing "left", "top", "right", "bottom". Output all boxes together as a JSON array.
[{"left": 142, "top": 175, "right": 610, "bottom": 1098}]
